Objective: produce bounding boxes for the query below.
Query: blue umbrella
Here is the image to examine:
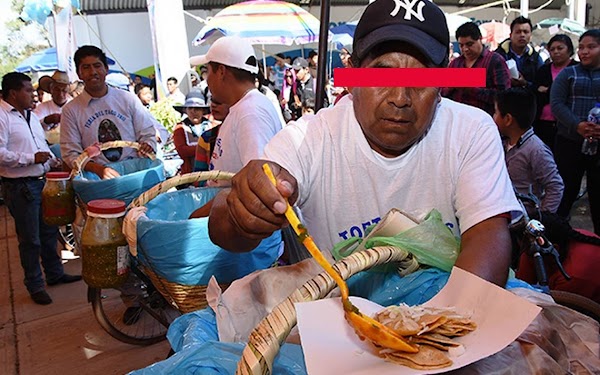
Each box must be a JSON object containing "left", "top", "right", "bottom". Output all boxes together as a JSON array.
[
  {"left": 15, "top": 47, "right": 115, "bottom": 73},
  {"left": 330, "top": 21, "right": 357, "bottom": 50}
]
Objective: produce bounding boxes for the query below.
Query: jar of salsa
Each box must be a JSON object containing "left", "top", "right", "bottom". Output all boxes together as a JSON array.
[
  {"left": 41, "top": 171, "right": 76, "bottom": 226},
  {"left": 81, "top": 199, "right": 130, "bottom": 288}
]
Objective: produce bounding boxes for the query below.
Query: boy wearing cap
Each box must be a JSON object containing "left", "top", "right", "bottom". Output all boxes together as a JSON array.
[
  {"left": 60, "top": 45, "right": 157, "bottom": 179},
  {"left": 209, "top": 0, "right": 520, "bottom": 286},
  {"left": 190, "top": 36, "right": 282, "bottom": 179},
  {"left": 34, "top": 70, "right": 72, "bottom": 147},
  {"left": 173, "top": 90, "right": 211, "bottom": 175}
]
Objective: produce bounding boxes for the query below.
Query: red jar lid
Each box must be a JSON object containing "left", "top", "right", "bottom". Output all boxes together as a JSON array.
[
  {"left": 46, "top": 171, "right": 70, "bottom": 180},
  {"left": 87, "top": 199, "right": 126, "bottom": 215}
]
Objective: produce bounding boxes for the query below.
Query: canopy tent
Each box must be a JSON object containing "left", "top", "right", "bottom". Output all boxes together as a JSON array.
[
  {"left": 193, "top": 0, "right": 328, "bottom": 47},
  {"left": 536, "top": 18, "right": 587, "bottom": 36},
  {"left": 16, "top": 47, "right": 115, "bottom": 74}
]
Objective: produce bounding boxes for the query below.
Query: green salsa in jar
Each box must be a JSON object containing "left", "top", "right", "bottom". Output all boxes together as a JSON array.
[
  {"left": 81, "top": 199, "right": 130, "bottom": 288},
  {"left": 42, "top": 171, "right": 76, "bottom": 226}
]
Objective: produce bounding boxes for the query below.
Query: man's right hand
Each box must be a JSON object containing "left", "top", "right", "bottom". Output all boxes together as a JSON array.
[
  {"left": 85, "top": 162, "right": 121, "bottom": 180},
  {"left": 34, "top": 151, "right": 52, "bottom": 164},
  {"left": 44, "top": 113, "right": 61, "bottom": 127},
  {"left": 208, "top": 160, "right": 298, "bottom": 252}
]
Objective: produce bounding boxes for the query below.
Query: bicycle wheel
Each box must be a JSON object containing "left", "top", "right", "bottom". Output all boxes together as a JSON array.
[
  {"left": 551, "top": 290, "right": 600, "bottom": 323},
  {"left": 58, "top": 224, "right": 75, "bottom": 251},
  {"left": 89, "top": 278, "right": 181, "bottom": 345}
]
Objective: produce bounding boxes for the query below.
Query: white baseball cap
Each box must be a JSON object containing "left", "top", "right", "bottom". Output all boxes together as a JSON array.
[{"left": 189, "top": 36, "right": 259, "bottom": 74}]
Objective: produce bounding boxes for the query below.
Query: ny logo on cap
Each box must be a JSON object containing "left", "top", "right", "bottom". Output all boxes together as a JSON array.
[{"left": 390, "top": 0, "right": 426, "bottom": 22}]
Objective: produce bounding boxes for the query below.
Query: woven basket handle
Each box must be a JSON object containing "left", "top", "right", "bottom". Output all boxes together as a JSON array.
[
  {"left": 70, "top": 141, "right": 156, "bottom": 178},
  {"left": 127, "top": 171, "right": 235, "bottom": 209},
  {"left": 236, "top": 245, "right": 411, "bottom": 375}
]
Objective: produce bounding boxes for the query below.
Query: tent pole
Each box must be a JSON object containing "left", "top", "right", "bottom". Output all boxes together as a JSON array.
[
  {"left": 316, "top": 0, "right": 331, "bottom": 111},
  {"left": 262, "top": 44, "right": 268, "bottom": 80}
]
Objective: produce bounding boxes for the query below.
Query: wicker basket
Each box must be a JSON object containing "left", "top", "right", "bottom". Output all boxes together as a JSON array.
[
  {"left": 236, "top": 245, "right": 411, "bottom": 375},
  {"left": 128, "top": 170, "right": 235, "bottom": 313},
  {"left": 68, "top": 141, "right": 160, "bottom": 252},
  {"left": 69, "top": 140, "right": 155, "bottom": 178}
]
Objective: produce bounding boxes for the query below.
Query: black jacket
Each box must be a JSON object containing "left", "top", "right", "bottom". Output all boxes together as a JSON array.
[
  {"left": 533, "top": 59, "right": 578, "bottom": 120},
  {"left": 495, "top": 39, "right": 543, "bottom": 87}
]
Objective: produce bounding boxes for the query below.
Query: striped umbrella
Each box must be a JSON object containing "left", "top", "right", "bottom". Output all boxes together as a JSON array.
[{"left": 192, "top": 0, "right": 328, "bottom": 46}]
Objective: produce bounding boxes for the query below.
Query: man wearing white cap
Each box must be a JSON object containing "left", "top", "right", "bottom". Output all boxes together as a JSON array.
[
  {"left": 190, "top": 36, "right": 282, "bottom": 180},
  {"left": 34, "top": 70, "right": 72, "bottom": 148}
]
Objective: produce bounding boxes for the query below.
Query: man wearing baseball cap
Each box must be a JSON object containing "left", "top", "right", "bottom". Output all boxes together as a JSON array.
[
  {"left": 190, "top": 36, "right": 282, "bottom": 179},
  {"left": 209, "top": 0, "right": 520, "bottom": 286},
  {"left": 34, "top": 70, "right": 72, "bottom": 149}
]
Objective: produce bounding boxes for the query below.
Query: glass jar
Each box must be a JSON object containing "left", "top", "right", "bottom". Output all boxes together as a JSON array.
[
  {"left": 42, "top": 171, "right": 76, "bottom": 226},
  {"left": 81, "top": 199, "right": 130, "bottom": 288}
]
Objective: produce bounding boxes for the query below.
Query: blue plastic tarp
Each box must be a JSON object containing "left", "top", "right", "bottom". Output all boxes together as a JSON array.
[
  {"left": 73, "top": 158, "right": 164, "bottom": 206},
  {"left": 136, "top": 187, "right": 281, "bottom": 286}
]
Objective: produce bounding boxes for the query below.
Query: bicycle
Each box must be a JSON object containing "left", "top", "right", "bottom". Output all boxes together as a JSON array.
[
  {"left": 87, "top": 258, "right": 181, "bottom": 346},
  {"left": 512, "top": 191, "right": 600, "bottom": 322}
]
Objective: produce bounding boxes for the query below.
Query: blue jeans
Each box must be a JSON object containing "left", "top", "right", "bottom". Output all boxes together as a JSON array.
[{"left": 2, "top": 178, "right": 63, "bottom": 294}]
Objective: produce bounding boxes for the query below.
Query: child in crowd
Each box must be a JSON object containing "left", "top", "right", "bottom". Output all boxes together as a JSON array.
[{"left": 493, "top": 87, "right": 564, "bottom": 215}]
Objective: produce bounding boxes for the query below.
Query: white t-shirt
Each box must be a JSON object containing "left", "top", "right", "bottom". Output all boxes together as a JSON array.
[
  {"left": 60, "top": 86, "right": 158, "bottom": 168},
  {"left": 264, "top": 95, "right": 521, "bottom": 252},
  {"left": 210, "top": 89, "right": 282, "bottom": 175},
  {"left": 34, "top": 99, "right": 70, "bottom": 144}
]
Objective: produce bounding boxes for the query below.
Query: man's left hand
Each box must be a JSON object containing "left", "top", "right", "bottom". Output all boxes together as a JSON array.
[{"left": 137, "top": 142, "right": 154, "bottom": 158}]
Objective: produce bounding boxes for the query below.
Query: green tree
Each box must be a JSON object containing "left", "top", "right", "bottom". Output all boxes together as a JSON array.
[{"left": 0, "top": 0, "right": 50, "bottom": 78}]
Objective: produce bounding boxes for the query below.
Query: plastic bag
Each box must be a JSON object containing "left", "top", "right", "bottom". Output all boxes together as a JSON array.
[
  {"left": 136, "top": 187, "right": 281, "bottom": 286},
  {"left": 129, "top": 308, "right": 306, "bottom": 375},
  {"left": 364, "top": 209, "right": 460, "bottom": 272},
  {"left": 73, "top": 158, "right": 164, "bottom": 206}
]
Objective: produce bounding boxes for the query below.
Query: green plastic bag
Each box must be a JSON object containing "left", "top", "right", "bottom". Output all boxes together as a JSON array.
[{"left": 363, "top": 209, "right": 460, "bottom": 272}]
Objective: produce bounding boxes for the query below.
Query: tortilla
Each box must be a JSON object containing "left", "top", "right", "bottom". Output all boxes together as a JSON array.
[{"left": 370, "top": 303, "right": 477, "bottom": 370}]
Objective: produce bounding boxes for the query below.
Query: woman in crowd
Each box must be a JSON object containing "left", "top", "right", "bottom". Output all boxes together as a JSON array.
[
  {"left": 534, "top": 34, "right": 577, "bottom": 151},
  {"left": 551, "top": 29, "right": 600, "bottom": 235},
  {"left": 279, "top": 68, "right": 297, "bottom": 122}
]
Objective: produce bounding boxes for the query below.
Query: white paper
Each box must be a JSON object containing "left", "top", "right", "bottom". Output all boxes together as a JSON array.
[
  {"left": 505, "top": 59, "right": 519, "bottom": 79},
  {"left": 296, "top": 267, "right": 541, "bottom": 375}
]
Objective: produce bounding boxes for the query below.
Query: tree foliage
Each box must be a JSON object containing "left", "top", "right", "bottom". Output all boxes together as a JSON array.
[{"left": 0, "top": 0, "right": 50, "bottom": 78}]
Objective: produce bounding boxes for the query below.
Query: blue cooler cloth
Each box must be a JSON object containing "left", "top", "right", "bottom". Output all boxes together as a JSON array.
[{"left": 136, "top": 187, "right": 281, "bottom": 286}]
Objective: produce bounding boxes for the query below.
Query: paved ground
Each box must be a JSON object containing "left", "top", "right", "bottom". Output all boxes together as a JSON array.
[{"left": 0, "top": 206, "right": 170, "bottom": 375}]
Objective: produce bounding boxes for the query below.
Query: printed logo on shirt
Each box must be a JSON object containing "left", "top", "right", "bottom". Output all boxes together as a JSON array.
[
  {"left": 209, "top": 137, "right": 223, "bottom": 170},
  {"left": 98, "top": 119, "right": 123, "bottom": 161},
  {"left": 84, "top": 109, "right": 127, "bottom": 128},
  {"left": 337, "top": 216, "right": 382, "bottom": 241}
]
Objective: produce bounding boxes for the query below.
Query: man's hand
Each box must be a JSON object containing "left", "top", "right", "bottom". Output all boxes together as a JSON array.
[
  {"left": 208, "top": 159, "right": 298, "bottom": 252},
  {"left": 510, "top": 74, "right": 527, "bottom": 88},
  {"left": 137, "top": 142, "right": 154, "bottom": 158},
  {"left": 85, "top": 162, "right": 121, "bottom": 180},
  {"left": 577, "top": 121, "right": 600, "bottom": 139},
  {"left": 34, "top": 151, "right": 52, "bottom": 164},
  {"left": 537, "top": 85, "right": 548, "bottom": 94},
  {"left": 44, "top": 113, "right": 61, "bottom": 127}
]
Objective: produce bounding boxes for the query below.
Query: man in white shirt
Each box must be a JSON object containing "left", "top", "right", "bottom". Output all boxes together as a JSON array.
[
  {"left": 166, "top": 76, "right": 186, "bottom": 105},
  {"left": 190, "top": 36, "right": 282, "bottom": 179},
  {"left": 60, "top": 45, "right": 156, "bottom": 179},
  {"left": 208, "top": 0, "right": 521, "bottom": 287},
  {"left": 34, "top": 70, "right": 72, "bottom": 149},
  {"left": 0, "top": 72, "right": 81, "bottom": 305}
]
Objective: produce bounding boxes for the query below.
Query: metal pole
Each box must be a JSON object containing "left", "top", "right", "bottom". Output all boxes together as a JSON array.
[
  {"left": 520, "top": 0, "right": 529, "bottom": 18},
  {"left": 316, "top": 0, "right": 331, "bottom": 112}
]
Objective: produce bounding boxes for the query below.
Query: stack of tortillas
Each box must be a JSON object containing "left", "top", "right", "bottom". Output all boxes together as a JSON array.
[{"left": 373, "top": 304, "right": 476, "bottom": 370}]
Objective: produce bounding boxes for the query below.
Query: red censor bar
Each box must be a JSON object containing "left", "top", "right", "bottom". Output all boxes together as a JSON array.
[{"left": 334, "top": 68, "right": 486, "bottom": 87}]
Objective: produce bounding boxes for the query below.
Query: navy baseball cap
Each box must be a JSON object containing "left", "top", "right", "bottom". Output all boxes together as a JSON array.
[{"left": 353, "top": 0, "right": 449, "bottom": 67}]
